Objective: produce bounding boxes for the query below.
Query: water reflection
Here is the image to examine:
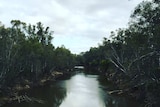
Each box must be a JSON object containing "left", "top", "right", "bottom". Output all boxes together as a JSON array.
[
  {"left": 3, "top": 82, "right": 67, "bottom": 107},
  {"left": 2, "top": 73, "right": 142, "bottom": 107},
  {"left": 60, "top": 73, "right": 105, "bottom": 107},
  {"left": 98, "top": 75, "right": 142, "bottom": 107}
]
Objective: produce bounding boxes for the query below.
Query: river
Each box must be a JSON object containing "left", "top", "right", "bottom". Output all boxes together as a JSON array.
[{"left": 2, "top": 73, "right": 142, "bottom": 107}]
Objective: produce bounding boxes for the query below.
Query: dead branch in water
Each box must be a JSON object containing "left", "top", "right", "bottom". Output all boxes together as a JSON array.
[{"left": 9, "top": 95, "right": 45, "bottom": 104}]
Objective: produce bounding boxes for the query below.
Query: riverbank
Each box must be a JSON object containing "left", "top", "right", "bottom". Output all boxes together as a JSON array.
[
  {"left": 0, "top": 71, "right": 73, "bottom": 107},
  {"left": 100, "top": 71, "right": 160, "bottom": 107},
  {"left": 1, "top": 72, "right": 145, "bottom": 107}
]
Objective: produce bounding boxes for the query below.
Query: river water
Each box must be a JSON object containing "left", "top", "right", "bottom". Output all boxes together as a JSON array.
[{"left": 3, "top": 73, "right": 142, "bottom": 107}]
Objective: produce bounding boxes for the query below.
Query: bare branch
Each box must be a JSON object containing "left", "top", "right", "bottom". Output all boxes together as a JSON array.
[
  {"left": 128, "top": 51, "right": 157, "bottom": 71},
  {"left": 109, "top": 58, "right": 126, "bottom": 73}
]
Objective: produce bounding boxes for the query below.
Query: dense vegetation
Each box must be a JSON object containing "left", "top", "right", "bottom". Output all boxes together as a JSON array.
[
  {"left": 0, "top": 0, "right": 160, "bottom": 106},
  {"left": 0, "top": 20, "right": 77, "bottom": 90},
  {"left": 80, "top": 0, "right": 160, "bottom": 106}
]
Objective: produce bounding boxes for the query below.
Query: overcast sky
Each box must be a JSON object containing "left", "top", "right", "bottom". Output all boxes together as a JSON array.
[{"left": 0, "top": 0, "right": 147, "bottom": 54}]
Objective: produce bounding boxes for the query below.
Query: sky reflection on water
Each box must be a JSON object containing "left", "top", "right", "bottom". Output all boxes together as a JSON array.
[{"left": 60, "top": 73, "right": 105, "bottom": 107}]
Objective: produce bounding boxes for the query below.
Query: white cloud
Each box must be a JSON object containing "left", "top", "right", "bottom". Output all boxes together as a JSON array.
[{"left": 0, "top": 0, "right": 146, "bottom": 54}]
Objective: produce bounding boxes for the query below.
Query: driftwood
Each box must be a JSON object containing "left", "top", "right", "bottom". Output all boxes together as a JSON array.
[
  {"left": 108, "top": 90, "right": 123, "bottom": 95},
  {"left": 9, "top": 95, "right": 44, "bottom": 104}
]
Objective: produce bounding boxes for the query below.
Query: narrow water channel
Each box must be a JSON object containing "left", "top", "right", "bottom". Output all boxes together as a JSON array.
[{"left": 3, "top": 73, "right": 142, "bottom": 107}]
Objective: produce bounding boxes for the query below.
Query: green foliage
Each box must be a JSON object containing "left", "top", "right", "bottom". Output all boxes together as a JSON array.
[
  {"left": 0, "top": 20, "right": 76, "bottom": 87},
  {"left": 54, "top": 46, "right": 76, "bottom": 71},
  {"left": 81, "top": 0, "right": 160, "bottom": 106}
]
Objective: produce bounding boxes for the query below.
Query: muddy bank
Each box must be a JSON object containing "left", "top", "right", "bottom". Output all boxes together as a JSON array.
[{"left": 0, "top": 71, "right": 72, "bottom": 107}]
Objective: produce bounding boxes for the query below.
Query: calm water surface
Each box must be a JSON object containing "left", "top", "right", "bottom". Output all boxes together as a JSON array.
[{"left": 3, "top": 73, "right": 142, "bottom": 107}]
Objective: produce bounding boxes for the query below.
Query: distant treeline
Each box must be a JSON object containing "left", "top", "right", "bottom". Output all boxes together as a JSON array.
[
  {"left": 78, "top": 0, "right": 160, "bottom": 106},
  {"left": 0, "top": 0, "right": 160, "bottom": 106},
  {"left": 0, "top": 20, "right": 77, "bottom": 87}
]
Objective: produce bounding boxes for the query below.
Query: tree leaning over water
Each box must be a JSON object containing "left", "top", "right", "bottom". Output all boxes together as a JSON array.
[{"left": 81, "top": 0, "right": 160, "bottom": 106}]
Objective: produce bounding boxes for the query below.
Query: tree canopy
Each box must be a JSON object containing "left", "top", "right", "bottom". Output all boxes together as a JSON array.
[
  {"left": 80, "top": 0, "right": 160, "bottom": 106},
  {"left": 0, "top": 20, "right": 77, "bottom": 87}
]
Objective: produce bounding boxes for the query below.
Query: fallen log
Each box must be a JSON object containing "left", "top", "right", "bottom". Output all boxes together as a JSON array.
[
  {"left": 108, "top": 90, "right": 123, "bottom": 95},
  {"left": 9, "top": 95, "right": 44, "bottom": 104}
]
